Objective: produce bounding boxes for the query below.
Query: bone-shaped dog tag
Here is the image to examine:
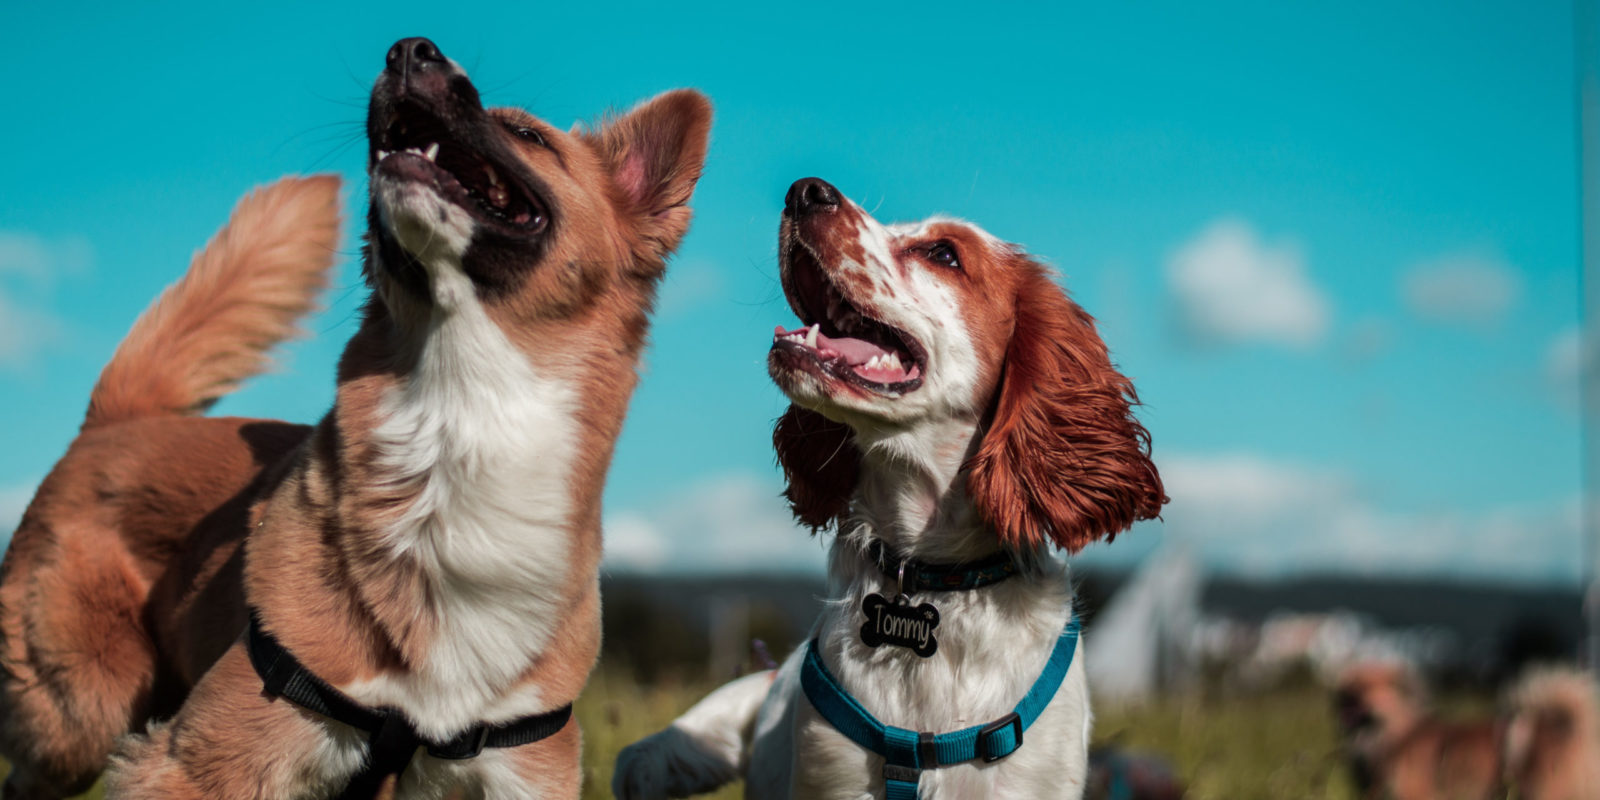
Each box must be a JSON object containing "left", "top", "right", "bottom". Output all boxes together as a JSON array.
[{"left": 859, "top": 593, "right": 940, "bottom": 658}]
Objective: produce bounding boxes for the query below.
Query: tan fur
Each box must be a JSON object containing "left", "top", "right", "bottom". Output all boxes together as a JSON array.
[
  {"left": 0, "top": 47, "right": 709, "bottom": 799},
  {"left": 1335, "top": 662, "right": 1501, "bottom": 800},
  {"left": 0, "top": 176, "right": 336, "bottom": 799},
  {"left": 1505, "top": 667, "right": 1600, "bottom": 800},
  {"left": 85, "top": 176, "right": 341, "bottom": 428}
]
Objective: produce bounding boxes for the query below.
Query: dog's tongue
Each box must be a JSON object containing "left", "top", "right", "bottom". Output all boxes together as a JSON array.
[{"left": 773, "top": 325, "right": 892, "bottom": 364}]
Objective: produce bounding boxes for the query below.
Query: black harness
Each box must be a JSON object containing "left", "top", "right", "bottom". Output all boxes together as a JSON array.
[{"left": 245, "top": 611, "right": 572, "bottom": 800}]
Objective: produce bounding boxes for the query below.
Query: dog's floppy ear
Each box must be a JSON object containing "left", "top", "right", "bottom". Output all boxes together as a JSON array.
[
  {"left": 966, "top": 259, "right": 1166, "bottom": 552},
  {"left": 583, "top": 89, "right": 712, "bottom": 265},
  {"left": 773, "top": 404, "right": 861, "bottom": 532}
]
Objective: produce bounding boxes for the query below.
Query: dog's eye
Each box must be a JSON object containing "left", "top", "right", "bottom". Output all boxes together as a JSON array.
[
  {"left": 925, "top": 242, "right": 961, "bottom": 269},
  {"left": 510, "top": 126, "right": 547, "bottom": 147}
]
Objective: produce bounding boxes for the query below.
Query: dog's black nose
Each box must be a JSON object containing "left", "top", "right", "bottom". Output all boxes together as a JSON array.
[
  {"left": 386, "top": 37, "right": 447, "bottom": 75},
  {"left": 786, "top": 178, "right": 841, "bottom": 216}
]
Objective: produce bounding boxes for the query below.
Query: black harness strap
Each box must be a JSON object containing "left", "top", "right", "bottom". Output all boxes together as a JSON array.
[{"left": 246, "top": 611, "right": 573, "bottom": 799}]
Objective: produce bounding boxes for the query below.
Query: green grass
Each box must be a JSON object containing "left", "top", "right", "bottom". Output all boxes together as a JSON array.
[
  {"left": 577, "top": 669, "right": 1368, "bottom": 800},
  {"left": 1089, "top": 689, "right": 1359, "bottom": 800},
  {"left": 42, "top": 673, "right": 1365, "bottom": 799},
  {"left": 579, "top": 669, "right": 743, "bottom": 800}
]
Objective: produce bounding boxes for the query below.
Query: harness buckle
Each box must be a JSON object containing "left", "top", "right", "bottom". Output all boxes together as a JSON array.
[
  {"left": 429, "top": 725, "right": 491, "bottom": 760},
  {"left": 917, "top": 730, "right": 938, "bottom": 768},
  {"left": 977, "top": 712, "right": 1023, "bottom": 762}
]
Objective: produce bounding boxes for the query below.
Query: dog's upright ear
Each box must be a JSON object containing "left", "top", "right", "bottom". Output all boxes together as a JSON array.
[
  {"left": 773, "top": 405, "right": 861, "bottom": 532},
  {"left": 966, "top": 258, "right": 1166, "bottom": 553},
  {"left": 583, "top": 89, "right": 713, "bottom": 267}
]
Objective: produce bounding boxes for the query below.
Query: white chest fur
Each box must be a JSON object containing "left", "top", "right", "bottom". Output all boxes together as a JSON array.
[
  {"left": 792, "top": 554, "right": 1092, "bottom": 799},
  {"left": 345, "top": 263, "right": 579, "bottom": 741}
]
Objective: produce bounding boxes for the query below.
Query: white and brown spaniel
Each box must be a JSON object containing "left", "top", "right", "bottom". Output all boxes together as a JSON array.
[{"left": 614, "top": 178, "right": 1165, "bottom": 799}]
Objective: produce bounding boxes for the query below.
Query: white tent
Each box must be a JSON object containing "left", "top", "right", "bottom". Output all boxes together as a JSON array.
[{"left": 1084, "top": 547, "right": 1202, "bottom": 703}]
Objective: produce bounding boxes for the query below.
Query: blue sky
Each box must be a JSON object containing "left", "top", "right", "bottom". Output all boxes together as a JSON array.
[{"left": 0, "top": 1, "right": 1582, "bottom": 582}]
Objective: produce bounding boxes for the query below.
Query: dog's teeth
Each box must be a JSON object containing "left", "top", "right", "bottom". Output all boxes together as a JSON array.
[
  {"left": 377, "top": 150, "right": 390, "bottom": 160},
  {"left": 886, "top": 353, "right": 903, "bottom": 372},
  {"left": 488, "top": 185, "right": 510, "bottom": 208},
  {"left": 423, "top": 142, "right": 439, "bottom": 161},
  {"left": 485, "top": 164, "right": 502, "bottom": 187},
  {"left": 804, "top": 325, "right": 819, "bottom": 349}
]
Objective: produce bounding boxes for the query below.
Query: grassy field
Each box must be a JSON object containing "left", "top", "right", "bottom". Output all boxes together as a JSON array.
[
  {"left": 47, "top": 670, "right": 1365, "bottom": 799},
  {"left": 577, "top": 668, "right": 1366, "bottom": 800}
]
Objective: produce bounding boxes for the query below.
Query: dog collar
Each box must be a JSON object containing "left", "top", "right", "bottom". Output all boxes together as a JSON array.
[
  {"left": 245, "top": 610, "right": 572, "bottom": 799},
  {"left": 801, "top": 613, "right": 1081, "bottom": 800},
  {"left": 864, "top": 539, "right": 1019, "bottom": 593}
]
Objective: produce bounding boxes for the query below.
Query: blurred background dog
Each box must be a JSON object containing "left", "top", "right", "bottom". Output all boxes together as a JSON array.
[{"left": 1334, "top": 661, "right": 1600, "bottom": 800}]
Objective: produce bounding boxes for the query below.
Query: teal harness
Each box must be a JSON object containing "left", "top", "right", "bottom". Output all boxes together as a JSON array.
[{"left": 799, "top": 614, "right": 1081, "bottom": 800}]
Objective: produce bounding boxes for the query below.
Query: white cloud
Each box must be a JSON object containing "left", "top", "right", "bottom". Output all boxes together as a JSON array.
[
  {"left": 1401, "top": 253, "right": 1521, "bottom": 325},
  {"left": 1343, "top": 318, "right": 1393, "bottom": 362},
  {"left": 656, "top": 260, "right": 724, "bottom": 320},
  {"left": 1546, "top": 326, "right": 1586, "bottom": 410},
  {"left": 0, "top": 292, "right": 63, "bottom": 367},
  {"left": 0, "top": 480, "right": 37, "bottom": 542},
  {"left": 604, "top": 514, "right": 672, "bottom": 571},
  {"left": 1167, "top": 218, "right": 1330, "bottom": 348},
  {"left": 0, "top": 232, "right": 91, "bottom": 281},
  {"left": 1146, "top": 452, "right": 1581, "bottom": 582},
  {"left": 603, "top": 473, "right": 830, "bottom": 573},
  {"left": 0, "top": 231, "right": 88, "bottom": 368},
  {"left": 604, "top": 461, "right": 1582, "bottom": 583}
]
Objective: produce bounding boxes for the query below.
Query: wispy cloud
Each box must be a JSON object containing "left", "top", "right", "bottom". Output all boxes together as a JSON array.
[
  {"left": 603, "top": 472, "right": 829, "bottom": 573},
  {"left": 1545, "top": 326, "right": 1584, "bottom": 410},
  {"left": 655, "top": 260, "right": 725, "bottom": 320},
  {"left": 0, "top": 231, "right": 90, "bottom": 368},
  {"left": 1167, "top": 218, "right": 1330, "bottom": 349},
  {"left": 1342, "top": 317, "right": 1394, "bottom": 363},
  {"left": 0, "top": 232, "right": 91, "bottom": 281},
  {"left": 603, "top": 456, "right": 1583, "bottom": 583},
  {"left": 0, "top": 480, "right": 37, "bottom": 543},
  {"left": 1148, "top": 452, "right": 1581, "bottom": 583},
  {"left": 0, "top": 293, "right": 64, "bottom": 367},
  {"left": 1401, "top": 253, "right": 1521, "bottom": 326}
]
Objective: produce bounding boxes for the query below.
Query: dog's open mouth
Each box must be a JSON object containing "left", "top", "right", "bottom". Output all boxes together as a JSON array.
[
  {"left": 772, "top": 241, "right": 925, "bottom": 394},
  {"left": 372, "top": 102, "right": 548, "bottom": 233},
  {"left": 1334, "top": 693, "right": 1377, "bottom": 733}
]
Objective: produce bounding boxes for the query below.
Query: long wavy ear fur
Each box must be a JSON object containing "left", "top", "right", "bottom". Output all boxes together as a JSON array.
[
  {"left": 966, "top": 259, "right": 1166, "bottom": 552},
  {"left": 773, "top": 404, "right": 861, "bottom": 532}
]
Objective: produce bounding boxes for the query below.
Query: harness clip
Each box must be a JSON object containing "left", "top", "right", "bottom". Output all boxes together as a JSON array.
[
  {"left": 977, "top": 712, "right": 1023, "bottom": 762},
  {"left": 429, "top": 725, "right": 491, "bottom": 760}
]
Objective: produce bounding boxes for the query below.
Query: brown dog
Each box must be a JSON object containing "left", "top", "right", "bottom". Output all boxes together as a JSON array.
[
  {"left": 1504, "top": 667, "right": 1600, "bottom": 800},
  {"left": 1333, "top": 661, "right": 1501, "bottom": 800},
  {"left": 1336, "top": 661, "right": 1600, "bottom": 800},
  {"left": 0, "top": 37, "right": 709, "bottom": 799}
]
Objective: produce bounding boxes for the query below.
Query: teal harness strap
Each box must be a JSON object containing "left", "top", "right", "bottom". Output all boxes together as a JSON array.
[{"left": 800, "top": 614, "right": 1081, "bottom": 799}]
